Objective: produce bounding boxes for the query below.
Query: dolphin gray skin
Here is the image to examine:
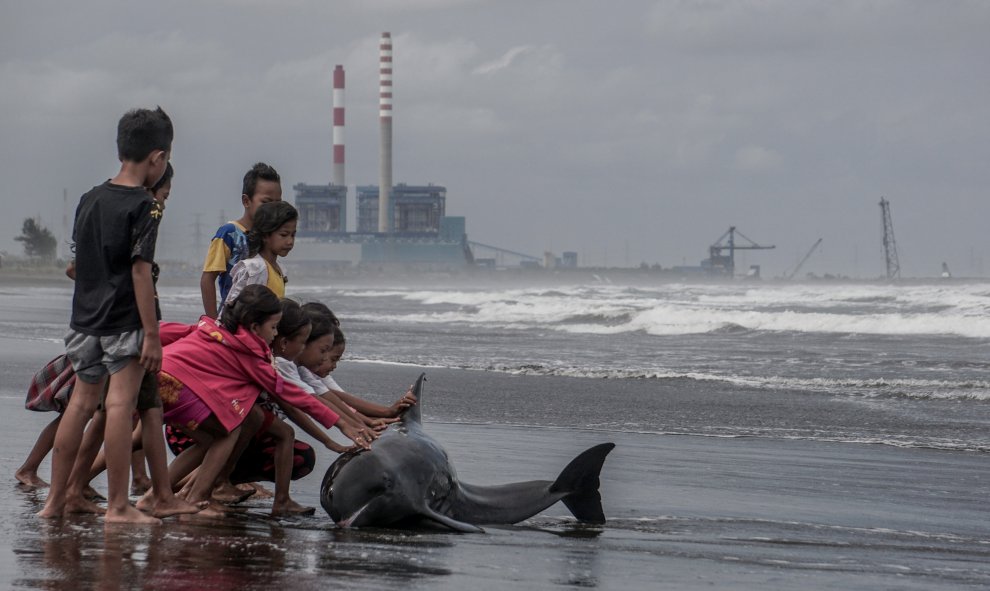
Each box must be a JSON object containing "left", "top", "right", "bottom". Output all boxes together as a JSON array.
[{"left": 320, "top": 374, "right": 615, "bottom": 533}]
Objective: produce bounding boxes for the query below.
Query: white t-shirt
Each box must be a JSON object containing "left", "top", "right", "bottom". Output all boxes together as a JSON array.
[
  {"left": 275, "top": 357, "right": 316, "bottom": 395},
  {"left": 298, "top": 366, "right": 342, "bottom": 394}
]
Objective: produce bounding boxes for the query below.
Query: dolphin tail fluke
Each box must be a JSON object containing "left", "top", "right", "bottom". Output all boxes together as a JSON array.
[{"left": 550, "top": 442, "right": 615, "bottom": 524}]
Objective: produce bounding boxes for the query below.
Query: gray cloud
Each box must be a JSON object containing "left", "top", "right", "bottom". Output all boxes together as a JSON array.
[{"left": 2, "top": 0, "right": 989, "bottom": 277}]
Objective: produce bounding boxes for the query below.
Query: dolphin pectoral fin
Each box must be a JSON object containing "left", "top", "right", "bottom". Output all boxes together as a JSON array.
[
  {"left": 550, "top": 443, "right": 616, "bottom": 524},
  {"left": 420, "top": 507, "right": 485, "bottom": 533}
]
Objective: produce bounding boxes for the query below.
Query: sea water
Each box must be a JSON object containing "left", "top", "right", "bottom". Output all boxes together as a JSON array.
[{"left": 291, "top": 280, "right": 990, "bottom": 451}]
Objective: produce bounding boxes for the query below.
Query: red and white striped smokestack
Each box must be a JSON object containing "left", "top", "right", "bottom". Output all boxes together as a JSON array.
[
  {"left": 332, "top": 65, "right": 345, "bottom": 187},
  {"left": 378, "top": 32, "right": 393, "bottom": 233}
]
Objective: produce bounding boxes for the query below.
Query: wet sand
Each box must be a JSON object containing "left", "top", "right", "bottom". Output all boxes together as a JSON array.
[{"left": 2, "top": 337, "right": 989, "bottom": 589}]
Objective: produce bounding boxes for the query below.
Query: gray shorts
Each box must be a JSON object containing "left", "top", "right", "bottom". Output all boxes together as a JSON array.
[{"left": 64, "top": 328, "right": 143, "bottom": 384}]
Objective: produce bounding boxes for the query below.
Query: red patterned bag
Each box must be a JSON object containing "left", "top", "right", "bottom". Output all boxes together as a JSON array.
[{"left": 25, "top": 354, "right": 75, "bottom": 412}]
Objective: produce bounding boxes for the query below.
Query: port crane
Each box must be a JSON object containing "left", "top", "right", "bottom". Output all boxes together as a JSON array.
[
  {"left": 707, "top": 226, "right": 775, "bottom": 277},
  {"left": 879, "top": 198, "right": 900, "bottom": 280},
  {"left": 787, "top": 238, "right": 823, "bottom": 280}
]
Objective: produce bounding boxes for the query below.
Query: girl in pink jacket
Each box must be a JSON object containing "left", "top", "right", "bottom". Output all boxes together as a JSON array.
[{"left": 158, "top": 284, "right": 368, "bottom": 514}]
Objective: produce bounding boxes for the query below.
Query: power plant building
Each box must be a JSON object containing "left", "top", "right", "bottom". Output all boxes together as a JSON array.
[
  {"left": 288, "top": 37, "right": 474, "bottom": 269},
  {"left": 294, "top": 181, "right": 469, "bottom": 267},
  {"left": 357, "top": 183, "right": 446, "bottom": 234},
  {"left": 294, "top": 183, "right": 347, "bottom": 236}
]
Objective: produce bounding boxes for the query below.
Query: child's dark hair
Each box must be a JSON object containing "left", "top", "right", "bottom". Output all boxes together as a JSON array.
[
  {"left": 151, "top": 162, "right": 174, "bottom": 194},
  {"left": 219, "top": 284, "right": 281, "bottom": 333},
  {"left": 117, "top": 106, "right": 173, "bottom": 162},
  {"left": 300, "top": 301, "right": 346, "bottom": 347},
  {"left": 247, "top": 201, "right": 298, "bottom": 256},
  {"left": 299, "top": 301, "right": 339, "bottom": 326},
  {"left": 301, "top": 302, "right": 339, "bottom": 344},
  {"left": 278, "top": 298, "right": 311, "bottom": 340},
  {"left": 242, "top": 162, "right": 281, "bottom": 198}
]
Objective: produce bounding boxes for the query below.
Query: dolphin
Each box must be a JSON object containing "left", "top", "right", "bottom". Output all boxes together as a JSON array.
[{"left": 320, "top": 374, "right": 615, "bottom": 533}]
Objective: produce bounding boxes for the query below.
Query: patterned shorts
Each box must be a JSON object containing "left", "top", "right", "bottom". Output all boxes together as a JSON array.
[{"left": 159, "top": 371, "right": 211, "bottom": 433}]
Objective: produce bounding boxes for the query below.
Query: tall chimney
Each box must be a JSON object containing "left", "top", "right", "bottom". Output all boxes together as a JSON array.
[
  {"left": 332, "top": 65, "right": 345, "bottom": 187},
  {"left": 378, "top": 32, "right": 393, "bottom": 233}
]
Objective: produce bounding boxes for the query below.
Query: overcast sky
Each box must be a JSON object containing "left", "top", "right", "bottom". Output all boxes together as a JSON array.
[{"left": 2, "top": 0, "right": 988, "bottom": 278}]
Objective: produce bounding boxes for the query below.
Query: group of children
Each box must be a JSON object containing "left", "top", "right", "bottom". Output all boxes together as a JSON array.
[{"left": 16, "top": 106, "right": 415, "bottom": 524}]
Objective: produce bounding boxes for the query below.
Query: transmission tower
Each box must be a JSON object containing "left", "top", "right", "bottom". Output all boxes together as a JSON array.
[{"left": 879, "top": 198, "right": 900, "bottom": 280}]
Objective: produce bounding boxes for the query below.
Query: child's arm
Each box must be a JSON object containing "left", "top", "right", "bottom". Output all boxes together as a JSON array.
[
  {"left": 316, "top": 389, "right": 395, "bottom": 432},
  {"left": 311, "top": 390, "right": 385, "bottom": 435},
  {"left": 329, "top": 387, "right": 417, "bottom": 419},
  {"left": 200, "top": 271, "right": 220, "bottom": 319},
  {"left": 132, "top": 260, "right": 161, "bottom": 372},
  {"left": 268, "top": 380, "right": 370, "bottom": 449},
  {"left": 277, "top": 403, "right": 354, "bottom": 454},
  {"left": 276, "top": 360, "right": 373, "bottom": 440},
  {"left": 201, "top": 234, "right": 232, "bottom": 318}
]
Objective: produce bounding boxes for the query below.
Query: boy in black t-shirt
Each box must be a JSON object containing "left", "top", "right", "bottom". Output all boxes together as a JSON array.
[{"left": 39, "top": 107, "right": 172, "bottom": 525}]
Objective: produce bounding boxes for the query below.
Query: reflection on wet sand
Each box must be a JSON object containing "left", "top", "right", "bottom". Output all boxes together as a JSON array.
[
  {"left": 21, "top": 515, "right": 283, "bottom": 590},
  {"left": 14, "top": 499, "right": 460, "bottom": 590}
]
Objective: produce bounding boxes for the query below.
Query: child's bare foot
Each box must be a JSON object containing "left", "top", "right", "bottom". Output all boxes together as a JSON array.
[
  {"left": 65, "top": 495, "right": 106, "bottom": 515},
  {"left": 152, "top": 496, "right": 208, "bottom": 518},
  {"left": 212, "top": 482, "right": 256, "bottom": 504},
  {"left": 82, "top": 485, "right": 105, "bottom": 501},
  {"left": 15, "top": 469, "right": 49, "bottom": 488},
  {"left": 37, "top": 504, "right": 62, "bottom": 519},
  {"left": 104, "top": 504, "right": 161, "bottom": 525},
  {"left": 271, "top": 498, "right": 316, "bottom": 517},
  {"left": 175, "top": 483, "right": 192, "bottom": 500},
  {"left": 135, "top": 491, "right": 154, "bottom": 512},
  {"left": 130, "top": 476, "right": 152, "bottom": 496},
  {"left": 179, "top": 501, "right": 227, "bottom": 519},
  {"left": 248, "top": 483, "right": 274, "bottom": 499}
]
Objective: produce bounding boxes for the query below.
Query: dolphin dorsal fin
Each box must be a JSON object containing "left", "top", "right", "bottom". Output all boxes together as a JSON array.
[{"left": 401, "top": 373, "right": 427, "bottom": 425}]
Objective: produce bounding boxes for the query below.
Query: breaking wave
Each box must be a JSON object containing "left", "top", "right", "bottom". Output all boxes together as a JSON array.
[{"left": 330, "top": 283, "right": 990, "bottom": 338}]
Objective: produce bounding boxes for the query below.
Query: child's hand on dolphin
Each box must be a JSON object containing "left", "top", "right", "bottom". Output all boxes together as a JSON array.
[
  {"left": 389, "top": 389, "right": 418, "bottom": 416},
  {"left": 325, "top": 439, "right": 358, "bottom": 454},
  {"left": 338, "top": 421, "right": 373, "bottom": 450},
  {"left": 368, "top": 417, "right": 397, "bottom": 431}
]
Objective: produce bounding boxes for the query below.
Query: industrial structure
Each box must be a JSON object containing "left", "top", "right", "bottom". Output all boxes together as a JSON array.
[
  {"left": 879, "top": 198, "right": 901, "bottom": 280},
  {"left": 333, "top": 65, "right": 346, "bottom": 187},
  {"left": 290, "top": 33, "right": 474, "bottom": 269},
  {"left": 704, "top": 227, "right": 775, "bottom": 277},
  {"left": 357, "top": 184, "right": 446, "bottom": 233},
  {"left": 378, "top": 32, "right": 393, "bottom": 234},
  {"left": 787, "top": 238, "right": 823, "bottom": 280},
  {"left": 295, "top": 182, "right": 347, "bottom": 236}
]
